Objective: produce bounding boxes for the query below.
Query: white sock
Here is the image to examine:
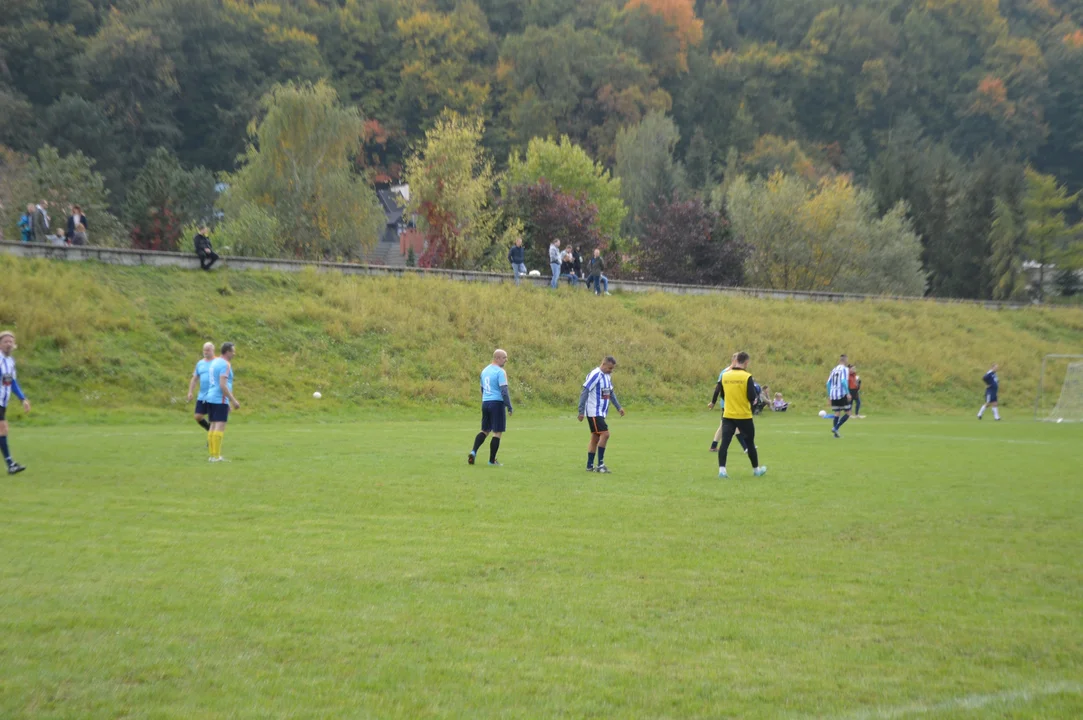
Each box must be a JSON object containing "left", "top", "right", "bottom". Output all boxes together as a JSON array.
[
  {"left": 993, "top": 408, "right": 1000, "bottom": 420},
  {"left": 719, "top": 466, "right": 726, "bottom": 473},
  {"left": 978, "top": 404, "right": 986, "bottom": 417}
]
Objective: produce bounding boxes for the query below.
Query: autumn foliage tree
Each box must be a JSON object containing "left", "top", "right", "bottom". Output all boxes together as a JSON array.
[
  {"left": 501, "top": 180, "right": 604, "bottom": 271},
  {"left": 635, "top": 197, "right": 747, "bottom": 286}
]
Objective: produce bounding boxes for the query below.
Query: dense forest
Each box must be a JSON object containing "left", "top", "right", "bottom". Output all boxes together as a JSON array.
[{"left": 1, "top": 0, "right": 1082, "bottom": 298}]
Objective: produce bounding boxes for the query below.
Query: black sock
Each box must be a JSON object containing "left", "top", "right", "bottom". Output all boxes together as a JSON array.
[
  {"left": 748, "top": 445, "right": 760, "bottom": 468},
  {"left": 198, "top": 418, "right": 210, "bottom": 431},
  {"left": 838, "top": 414, "right": 850, "bottom": 429},
  {"left": 736, "top": 434, "right": 747, "bottom": 450},
  {"left": 587, "top": 452, "right": 595, "bottom": 468},
  {"left": 709, "top": 441, "right": 718, "bottom": 450},
  {"left": 472, "top": 432, "right": 487, "bottom": 453},
  {"left": 597, "top": 446, "right": 606, "bottom": 464},
  {"left": 489, "top": 437, "right": 501, "bottom": 463},
  {"left": 0, "top": 436, "right": 10, "bottom": 464}
]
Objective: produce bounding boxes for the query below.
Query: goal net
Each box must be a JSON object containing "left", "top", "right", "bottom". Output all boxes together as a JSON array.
[{"left": 1036, "top": 355, "right": 1083, "bottom": 422}]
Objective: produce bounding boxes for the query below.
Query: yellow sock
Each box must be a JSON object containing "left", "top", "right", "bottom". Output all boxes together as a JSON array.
[
  {"left": 215, "top": 431, "right": 225, "bottom": 457},
  {"left": 208, "top": 431, "right": 216, "bottom": 457}
]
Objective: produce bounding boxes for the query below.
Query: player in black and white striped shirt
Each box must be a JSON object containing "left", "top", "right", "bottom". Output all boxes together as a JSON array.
[{"left": 826, "top": 354, "right": 852, "bottom": 438}]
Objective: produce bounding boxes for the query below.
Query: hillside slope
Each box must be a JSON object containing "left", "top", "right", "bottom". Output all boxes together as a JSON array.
[{"left": 1, "top": 257, "right": 1081, "bottom": 423}]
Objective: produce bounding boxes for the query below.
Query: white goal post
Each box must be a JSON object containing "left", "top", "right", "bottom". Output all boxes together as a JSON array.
[{"left": 1035, "top": 354, "right": 1083, "bottom": 422}]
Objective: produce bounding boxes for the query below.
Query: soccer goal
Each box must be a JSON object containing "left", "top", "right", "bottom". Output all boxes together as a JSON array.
[{"left": 1035, "top": 354, "right": 1083, "bottom": 422}]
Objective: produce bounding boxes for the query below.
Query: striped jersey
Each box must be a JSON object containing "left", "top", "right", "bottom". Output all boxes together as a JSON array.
[
  {"left": 0, "top": 354, "right": 16, "bottom": 408},
  {"left": 826, "top": 364, "right": 850, "bottom": 400},
  {"left": 582, "top": 367, "right": 614, "bottom": 417}
]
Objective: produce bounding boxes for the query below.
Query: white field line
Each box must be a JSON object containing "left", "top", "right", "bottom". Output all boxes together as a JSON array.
[
  {"left": 815, "top": 680, "right": 1083, "bottom": 720},
  {"left": 777, "top": 429, "right": 1057, "bottom": 446}
]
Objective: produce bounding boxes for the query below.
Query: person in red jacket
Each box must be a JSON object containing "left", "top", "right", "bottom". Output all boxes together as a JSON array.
[{"left": 848, "top": 364, "right": 864, "bottom": 418}]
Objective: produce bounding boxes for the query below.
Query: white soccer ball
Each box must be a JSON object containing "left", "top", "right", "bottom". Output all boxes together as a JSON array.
[
  {"left": 1057, "top": 418, "right": 1063, "bottom": 424},
  {"left": 818, "top": 410, "right": 828, "bottom": 418},
  {"left": 313, "top": 391, "right": 322, "bottom": 399}
]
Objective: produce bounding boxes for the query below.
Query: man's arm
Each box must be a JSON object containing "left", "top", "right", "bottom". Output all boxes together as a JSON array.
[
  {"left": 577, "top": 386, "right": 590, "bottom": 418},
  {"left": 710, "top": 381, "right": 722, "bottom": 406},
  {"left": 500, "top": 384, "right": 513, "bottom": 413},
  {"left": 11, "top": 378, "right": 29, "bottom": 411},
  {"left": 746, "top": 376, "right": 758, "bottom": 405},
  {"left": 187, "top": 371, "right": 198, "bottom": 401},
  {"left": 220, "top": 374, "right": 240, "bottom": 408},
  {"left": 610, "top": 390, "right": 624, "bottom": 416}
]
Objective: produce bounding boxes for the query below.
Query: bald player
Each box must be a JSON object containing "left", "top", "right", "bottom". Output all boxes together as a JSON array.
[
  {"left": 187, "top": 342, "right": 217, "bottom": 435},
  {"left": 469, "top": 349, "right": 514, "bottom": 466}
]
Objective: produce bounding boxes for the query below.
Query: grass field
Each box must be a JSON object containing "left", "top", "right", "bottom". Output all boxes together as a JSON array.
[{"left": 2, "top": 410, "right": 1081, "bottom": 718}]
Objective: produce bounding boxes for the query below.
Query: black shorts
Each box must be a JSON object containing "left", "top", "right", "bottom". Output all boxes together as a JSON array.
[
  {"left": 985, "top": 389, "right": 998, "bottom": 403},
  {"left": 194, "top": 400, "right": 209, "bottom": 415},
  {"left": 831, "top": 397, "right": 852, "bottom": 412},
  {"left": 481, "top": 400, "right": 506, "bottom": 433},
  {"left": 587, "top": 416, "right": 609, "bottom": 434},
  {"left": 207, "top": 403, "right": 230, "bottom": 423},
  {"left": 0, "top": 404, "right": 6, "bottom": 421}
]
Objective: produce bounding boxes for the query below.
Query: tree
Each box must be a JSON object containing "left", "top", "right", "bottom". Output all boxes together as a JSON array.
[
  {"left": 124, "top": 148, "right": 215, "bottom": 251},
  {"left": 503, "top": 136, "right": 627, "bottom": 243},
  {"left": 1022, "top": 167, "right": 1078, "bottom": 302},
  {"left": 221, "top": 81, "right": 384, "bottom": 261},
  {"left": 502, "top": 180, "right": 604, "bottom": 270},
  {"left": 987, "top": 196, "right": 1028, "bottom": 300},
  {"left": 614, "top": 111, "right": 686, "bottom": 238},
  {"left": 404, "top": 111, "right": 515, "bottom": 269},
  {"left": 27, "top": 145, "right": 124, "bottom": 246},
  {"left": 727, "top": 172, "right": 925, "bottom": 295},
  {"left": 635, "top": 197, "right": 746, "bottom": 285}
]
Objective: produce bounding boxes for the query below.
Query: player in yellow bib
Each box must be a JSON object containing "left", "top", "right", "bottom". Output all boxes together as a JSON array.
[{"left": 717, "top": 351, "right": 767, "bottom": 479}]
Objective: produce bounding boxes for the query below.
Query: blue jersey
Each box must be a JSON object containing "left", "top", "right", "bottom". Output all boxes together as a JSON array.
[
  {"left": 480, "top": 364, "right": 508, "bottom": 402},
  {"left": 205, "top": 357, "right": 233, "bottom": 404},
  {"left": 983, "top": 370, "right": 998, "bottom": 393},
  {"left": 717, "top": 367, "right": 732, "bottom": 407},
  {"left": 194, "top": 358, "right": 214, "bottom": 401}
]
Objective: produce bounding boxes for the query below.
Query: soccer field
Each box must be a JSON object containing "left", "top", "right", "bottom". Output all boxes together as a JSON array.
[{"left": 2, "top": 412, "right": 1082, "bottom": 718}]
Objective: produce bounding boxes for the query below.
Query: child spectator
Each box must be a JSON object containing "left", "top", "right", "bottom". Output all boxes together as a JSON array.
[
  {"left": 71, "top": 222, "right": 88, "bottom": 246},
  {"left": 18, "top": 204, "right": 34, "bottom": 242},
  {"left": 772, "top": 392, "right": 789, "bottom": 412}
]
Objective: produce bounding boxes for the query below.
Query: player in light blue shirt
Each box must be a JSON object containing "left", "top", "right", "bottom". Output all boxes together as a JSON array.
[
  {"left": 187, "top": 342, "right": 217, "bottom": 436},
  {"left": 205, "top": 343, "right": 240, "bottom": 462},
  {"left": 469, "top": 349, "right": 513, "bottom": 466}
]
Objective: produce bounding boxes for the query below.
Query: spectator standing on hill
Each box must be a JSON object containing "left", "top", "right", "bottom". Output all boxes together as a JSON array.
[
  {"left": 549, "top": 239, "right": 561, "bottom": 289},
  {"left": 468, "top": 349, "right": 513, "bottom": 466},
  {"left": 978, "top": 363, "right": 1000, "bottom": 421},
  {"left": 0, "top": 331, "right": 31, "bottom": 475},
  {"left": 717, "top": 351, "right": 767, "bottom": 478},
  {"left": 508, "top": 237, "right": 527, "bottom": 286},
  {"left": 572, "top": 246, "right": 583, "bottom": 280},
  {"left": 827, "top": 354, "right": 852, "bottom": 438},
  {"left": 66, "top": 205, "right": 87, "bottom": 245},
  {"left": 587, "top": 248, "right": 610, "bottom": 296},
  {"left": 578, "top": 355, "right": 625, "bottom": 473},
  {"left": 18, "top": 204, "right": 34, "bottom": 243},
  {"left": 31, "top": 200, "right": 50, "bottom": 243},
  {"left": 848, "top": 364, "right": 864, "bottom": 418},
  {"left": 194, "top": 226, "right": 219, "bottom": 271}
]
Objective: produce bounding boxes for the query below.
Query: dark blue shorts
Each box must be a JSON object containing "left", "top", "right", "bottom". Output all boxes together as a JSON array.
[
  {"left": 986, "top": 389, "right": 998, "bottom": 403},
  {"left": 481, "top": 400, "right": 506, "bottom": 433},
  {"left": 195, "top": 400, "right": 209, "bottom": 415},
  {"left": 207, "top": 403, "right": 230, "bottom": 423}
]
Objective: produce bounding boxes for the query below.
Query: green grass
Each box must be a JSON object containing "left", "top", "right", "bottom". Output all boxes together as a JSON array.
[
  {"left": 2, "top": 256, "right": 1082, "bottom": 423},
  {"left": 2, "top": 411, "right": 1081, "bottom": 718}
]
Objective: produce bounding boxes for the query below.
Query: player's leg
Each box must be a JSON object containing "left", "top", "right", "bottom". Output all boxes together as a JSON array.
[
  {"left": 710, "top": 419, "right": 723, "bottom": 451},
  {"left": 991, "top": 400, "right": 1000, "bottom": 420},
  {"left": 470, "top": 404, "right": 492, "bottom": 465},
  {"left": 739, "top": 419, "right": 764, "bottom": 474},
  {"left": 735, "top": 426, "right": 748, "bottom": 452},
  {"left": 488, "top": 406, "right": 506, "bottom": 465},
  {"left": 978, "top": 390, "right": 989, "bottom": 418},
  {"left": 595, "top": 428, "right": 611, "bottom": 471},
  {"left": 717, "top": 419, "right": 737, "bottom": 477},
  {"left": 587, "top": 418, "right": 601, "bottom": 470},
  {"left": 853, "top": 390, "right": 862, "bottom": 417},
  {"left": 0, "top": 415, "right": 24, "bottom": 474}
]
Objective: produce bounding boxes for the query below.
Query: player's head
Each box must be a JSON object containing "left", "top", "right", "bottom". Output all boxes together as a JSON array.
[
  {"left": 735, "top": 351, "right": 750, "bottom": 368},
  {"left": 202, "top": 342, "right": 215, "bottom": 359},
  {"left": 0, "top": 331, "right": 15, "bottom": 354},
  {"left": 601, "top": 356, "right": 617, "bottom": 374},
  {"left": 840, "top": 354, "right": 848, "bottom": 364},
  {"left": 493, "top": 349, "right": 507, "bottom": 367},
  {"left": 991, "top": 362, "right": 998, "bottom": 371},
  {"left": 220, "top": 342, "right": 235, "bottom": 360}
]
